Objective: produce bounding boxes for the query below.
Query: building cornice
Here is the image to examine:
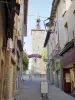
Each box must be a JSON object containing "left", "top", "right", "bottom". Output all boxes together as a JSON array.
[
  {"left": 24, "top": 0, "right": 28, "bottom": 24},
  {"left": 49, "top": 0, "right": 60, "bottom": 26},
  {"left": 31, "top": 29, "right": 45, "bottom": 31},
  {"left": 31, "top": 29, "right": 45, "bottom": 35},
  {"left": 24, "top": 0, "right": 28, "bottom": 36}
]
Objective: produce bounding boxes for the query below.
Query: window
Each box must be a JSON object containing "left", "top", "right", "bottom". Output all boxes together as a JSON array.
[
  {"left": 53, "top": 33, "right": 56, "bottom": 49},
  {"left": 47, "top": 43, "right": 49, "bottom": 56},
  {"left": 64, "top": 22, "right": 69, "bottom": 42},
  {"left": 73, "top": 10, "right": 75, "bottom": 39},
  {"left": 62, "top": 0, "right": 72, "bottom": 17},
  {"left": 50, "top": 41, "right": 53, "bottom": 52},
  {"left": 62, "top": 0, "right": 66, "bottom": 17},
  {"left": 35, "top": 59, "right": 37, "bottom": 63},
  {"left": 33, "top": 49, "right": 34, "bottom": 52},
  {"left": 55, "top": 31, "right": 58, "bottom": 45},
  {"left": 73, "top": 10, "right": 75, "bottom": 27},
  {"left": 73, "top": 10, "right": 75, "bottom": 16}
]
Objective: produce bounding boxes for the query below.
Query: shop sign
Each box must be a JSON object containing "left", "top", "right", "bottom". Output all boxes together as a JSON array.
[
  {"left": 55, "top": 59, "right": 60, "bottom": 71},
  {"left": 65, "top": 73, "right": 71, "bottom": 83},
  {"left": 40, "top": 81, "right": 48, "bottom": 94},
  {"left": 70, "top": 68, "right": 75, "bottom": 94},
  {"left": 60, "top": 47, "right": 75, "bottom": 68},
  {"left": 56, "top": 59, "right": 60, "bottom": 67},
  {"left": 56, "top": 62, "right": 60, "bottom": 67}
]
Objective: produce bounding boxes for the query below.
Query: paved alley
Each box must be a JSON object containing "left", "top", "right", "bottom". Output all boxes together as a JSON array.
[
  {"left": 16, "top": 76, "right": 75, "bottom": 100},
  {"left": 16, "top": 76, "right": 42, "bottom": 100}
]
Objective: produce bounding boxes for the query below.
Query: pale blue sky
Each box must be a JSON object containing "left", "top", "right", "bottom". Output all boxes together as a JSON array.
[{"left": 24, "top": 0, "right": 53, "bottom": 55}]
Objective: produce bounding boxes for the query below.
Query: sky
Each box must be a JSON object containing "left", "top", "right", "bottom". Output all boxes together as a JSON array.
[
  {"left": 23, "top": 0, "right": 53, "bottom": 67},
  {"left": 24, "top": 0, "right": 53, "bottom": 53}
]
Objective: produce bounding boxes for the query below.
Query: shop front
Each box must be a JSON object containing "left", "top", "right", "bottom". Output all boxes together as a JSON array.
[
  {"left": 70, "top": 67, "right": 75, "bottom": 95},
  {"left": 52, "top": 45, "right": 61, "bottom": 88},
  {"left": 55, "top": 58, "right": 61, "bottom": 88},
  {"left": 60, "top": 40, "right": 75, "bottom": 94}
]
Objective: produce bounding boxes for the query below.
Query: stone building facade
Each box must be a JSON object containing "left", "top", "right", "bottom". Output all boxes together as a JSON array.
[
  {"left": 0, "top": 0, "right": 28, "bottom": 100},
  {"left": 44, "top": 0, "right": 75, "bottom": 94}
]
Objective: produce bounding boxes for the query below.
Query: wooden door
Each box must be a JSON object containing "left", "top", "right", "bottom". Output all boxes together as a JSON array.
[{"left": 63, "top": 68, "right": 71, "bottom": 93}]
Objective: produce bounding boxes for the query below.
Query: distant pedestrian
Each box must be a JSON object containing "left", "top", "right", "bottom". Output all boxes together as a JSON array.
[
  {"left": 71, "top": 81, "right": 74, "bottom": 94},
  {"left": 29, "top": 74, "right": 32, "bottom": 80}
]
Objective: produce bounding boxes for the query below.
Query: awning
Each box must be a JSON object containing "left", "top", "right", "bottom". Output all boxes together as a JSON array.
[
  {"left": 59, "top": 39, "right": 74, "bottom": 56},
  {"left": 60, "top": 47, "right": 75, "bottom": 68},
  {"left": 28, "top": 54, "right": 42, "bottom": 58}
]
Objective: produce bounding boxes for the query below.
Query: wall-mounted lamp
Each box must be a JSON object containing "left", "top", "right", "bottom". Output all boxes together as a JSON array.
[
  {"left": 43, "top": 17, "right": 52, "bottom": 32},
  {"left": 43, "top": 17, "right": 56, "bottom": 33},
  {"left": 43, "top": 18, "right": 52, "bottom": 47}
]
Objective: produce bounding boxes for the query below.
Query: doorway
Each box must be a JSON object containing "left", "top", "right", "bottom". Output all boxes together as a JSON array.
[{"left": 63, "top": 68, "right": 71, "bottom": 93}]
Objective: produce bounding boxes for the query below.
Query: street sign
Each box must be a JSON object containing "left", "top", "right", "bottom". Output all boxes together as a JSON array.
[{"left": 56, "top": 59, "right": 60, "bottom": 67}]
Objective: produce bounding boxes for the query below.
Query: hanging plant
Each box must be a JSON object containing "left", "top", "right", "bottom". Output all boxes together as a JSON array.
[{"left": 22, "top": 51, "right": 29, "bottom": 71}]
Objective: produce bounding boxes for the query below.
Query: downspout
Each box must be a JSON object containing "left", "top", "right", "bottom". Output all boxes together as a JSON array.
[
  {"left": 57, "top": 7, "right": 60, "bottom": 50},
  {"left": 57, "top": 6, "right": 63, "bottom": 90}
]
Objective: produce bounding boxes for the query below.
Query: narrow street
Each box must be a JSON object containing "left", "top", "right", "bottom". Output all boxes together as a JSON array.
[
  {"left": 1, "top": 0, "right": 75, "bottom": 100},
  {"left": 16, "top": 76, "right": 75, "bottom": 100},
  {"left": 16, "top": 76, "right": 43, "bottom": 100}
]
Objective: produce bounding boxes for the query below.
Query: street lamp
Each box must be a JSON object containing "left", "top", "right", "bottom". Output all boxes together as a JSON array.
[
  {"left": 43, "top": 17, "right": 56, "bottom": 33},
  {"left": 43, "top": 18, "right": 51, "bottom": 32},
  {"left": 43, "top": 18, "right": 56, "bottom": 47}
]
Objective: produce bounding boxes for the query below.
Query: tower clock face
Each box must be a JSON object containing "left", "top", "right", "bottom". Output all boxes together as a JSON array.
[{"left": 38, "top": 34, "right": 41, "bottom": 38}]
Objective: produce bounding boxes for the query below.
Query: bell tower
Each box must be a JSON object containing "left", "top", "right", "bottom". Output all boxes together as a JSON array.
[{"left": 36, "top": 13, "right": 41, "bottom": 29}]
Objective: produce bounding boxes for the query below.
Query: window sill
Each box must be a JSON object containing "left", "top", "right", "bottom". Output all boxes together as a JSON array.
[{"left": 62, "top": 11, "right": 67, "bottom": 17}]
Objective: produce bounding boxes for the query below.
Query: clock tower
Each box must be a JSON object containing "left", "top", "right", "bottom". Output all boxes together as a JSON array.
[{"left": 31, "top": 17, "right": 46, "bottom": 74}]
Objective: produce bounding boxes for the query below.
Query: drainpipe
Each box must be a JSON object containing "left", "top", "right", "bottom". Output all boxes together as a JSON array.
[{"left": 57, "top": 7, "right": 62, "bottom": 89}]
